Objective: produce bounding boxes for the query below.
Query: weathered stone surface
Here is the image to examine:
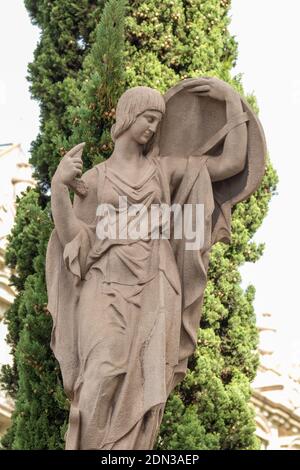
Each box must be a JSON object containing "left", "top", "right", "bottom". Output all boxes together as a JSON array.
[{"left": 46, "top": 77, "right": 266, "bottom": 449}]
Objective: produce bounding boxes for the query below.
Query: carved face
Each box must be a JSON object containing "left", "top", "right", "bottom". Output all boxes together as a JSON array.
[{"left": 127, "top": 110, "right": 163, "bottom": 145}]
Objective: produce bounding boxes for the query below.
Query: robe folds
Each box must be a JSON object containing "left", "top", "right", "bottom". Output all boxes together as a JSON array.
[
  {"left": 46, "top": 109, "right": 264, "bottom": 449},
  {"left": 46, "top": 154, "right": 213, "bottom": 449}
]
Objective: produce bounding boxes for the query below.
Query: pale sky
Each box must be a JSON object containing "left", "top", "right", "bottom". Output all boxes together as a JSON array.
[
  {"left": 0, "top": 1, "right": 299, "bottom": 366},
  {"left": 230, "top": 0, "right": 300, "bottom": 365}
]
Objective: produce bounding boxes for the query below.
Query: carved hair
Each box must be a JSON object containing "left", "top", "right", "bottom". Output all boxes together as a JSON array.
[{"left": 111, "top": 86, "right": 166, "bottom": 143}]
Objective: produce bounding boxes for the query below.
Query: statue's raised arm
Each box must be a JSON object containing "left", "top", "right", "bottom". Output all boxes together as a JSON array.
[
  {"left": 182, "top": 77, "right": 248, "bottom": 181},
  {"left": 157, "top": 76, "right": 266, "bottom": 240}
]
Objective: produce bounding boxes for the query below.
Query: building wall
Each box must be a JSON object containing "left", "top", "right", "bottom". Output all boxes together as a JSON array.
[
  {"left": 0, "top": 144, "right": 35, "bottom": 437},
  {"left": 252, "top": 312, "right": 300, "bottom": 450}
]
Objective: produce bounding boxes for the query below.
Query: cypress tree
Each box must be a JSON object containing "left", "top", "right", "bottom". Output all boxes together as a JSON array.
[
  {"left": 1, "top": 0, "right": 278, "bottom": 449},
  {"left": 1, "top": 0, "right": 127, "bottom": 449}
]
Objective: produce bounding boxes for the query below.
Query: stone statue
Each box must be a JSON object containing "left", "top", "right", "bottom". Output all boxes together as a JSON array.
[{"left": 46, "top": 77, "right": 266, "bottom": 450}]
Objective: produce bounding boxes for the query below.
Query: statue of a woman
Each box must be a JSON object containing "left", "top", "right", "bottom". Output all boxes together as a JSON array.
[{"left": 46, "top": 77, "right": 265, "bottom": 450}]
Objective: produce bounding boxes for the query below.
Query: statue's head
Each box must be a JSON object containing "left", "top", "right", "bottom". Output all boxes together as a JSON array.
[{"left": 111, "top": 86, "right": 165, "bottom": 152}]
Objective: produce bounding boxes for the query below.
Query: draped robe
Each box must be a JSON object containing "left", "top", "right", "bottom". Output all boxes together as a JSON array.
[
  {"left": 46, "top": 153, "right": 216, "bottom": 449},
  {"left": 46, "top": 107, "right": 265, "bottom": 449}
]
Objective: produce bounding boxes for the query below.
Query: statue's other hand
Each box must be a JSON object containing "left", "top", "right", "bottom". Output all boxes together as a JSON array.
[
  {"left": 53, "top": 143, "right": 85, "bottom": 186},
  {"left": 183, "top": 77, "right": 236, "bottom": 102}
]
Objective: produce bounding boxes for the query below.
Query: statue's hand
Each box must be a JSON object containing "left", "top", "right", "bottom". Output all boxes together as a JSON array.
[
  {"left": 53, "top": 143, "right": 85, "bottom": 186},
  {"left": 182, "top": 77, "right": 236, "bottom": 102}
]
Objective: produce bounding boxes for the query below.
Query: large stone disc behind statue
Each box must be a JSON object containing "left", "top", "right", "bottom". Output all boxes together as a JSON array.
[{"left": 156, "top": 77, "right": 266, "bottom": 206}]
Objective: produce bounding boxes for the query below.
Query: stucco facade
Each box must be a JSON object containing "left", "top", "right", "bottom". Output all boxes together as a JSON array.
[{"left": 0, "top": 143, "right": 34, "bottom": 437}]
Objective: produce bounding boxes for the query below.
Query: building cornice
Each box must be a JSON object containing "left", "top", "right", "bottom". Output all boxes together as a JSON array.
[
  {"left": 0, "top": 144, "right": 21, "bottom": 158},
  {"left": 252, "top": 390, "right": 300, "bottom": 433}
]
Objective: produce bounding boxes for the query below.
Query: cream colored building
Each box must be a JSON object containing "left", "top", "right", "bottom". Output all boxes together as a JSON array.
[
  {"left": 252, "top": 312, "right": 300, "bottom": 450},
  {"left": 0, "top": 143, "right": 34, "bottom": 436}
]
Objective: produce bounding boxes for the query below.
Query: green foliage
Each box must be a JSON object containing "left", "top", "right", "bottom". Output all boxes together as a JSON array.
[
  {"left": 124, "top": 0, "right": 237, "bottom": 90},
  {"left": 158, "top": 159, "right": 278, "bottom": 449},
  {"left": 156, "top": 393, "right": 219, "bottom": 450},
  {"left": 1, "top": 0, "right": 278, "bottom": 450},
  {"left": 66, "top": 0, "right": 127, "bottom": 167},
  {"left": 24, "top": 0, "right": 105, "bottom": 186},
  {"left": 1, "top": 0, "right": 127, "bottom": 449},
  {"left": 0, "top": 190, "right": 67, "bottom": 449}
]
